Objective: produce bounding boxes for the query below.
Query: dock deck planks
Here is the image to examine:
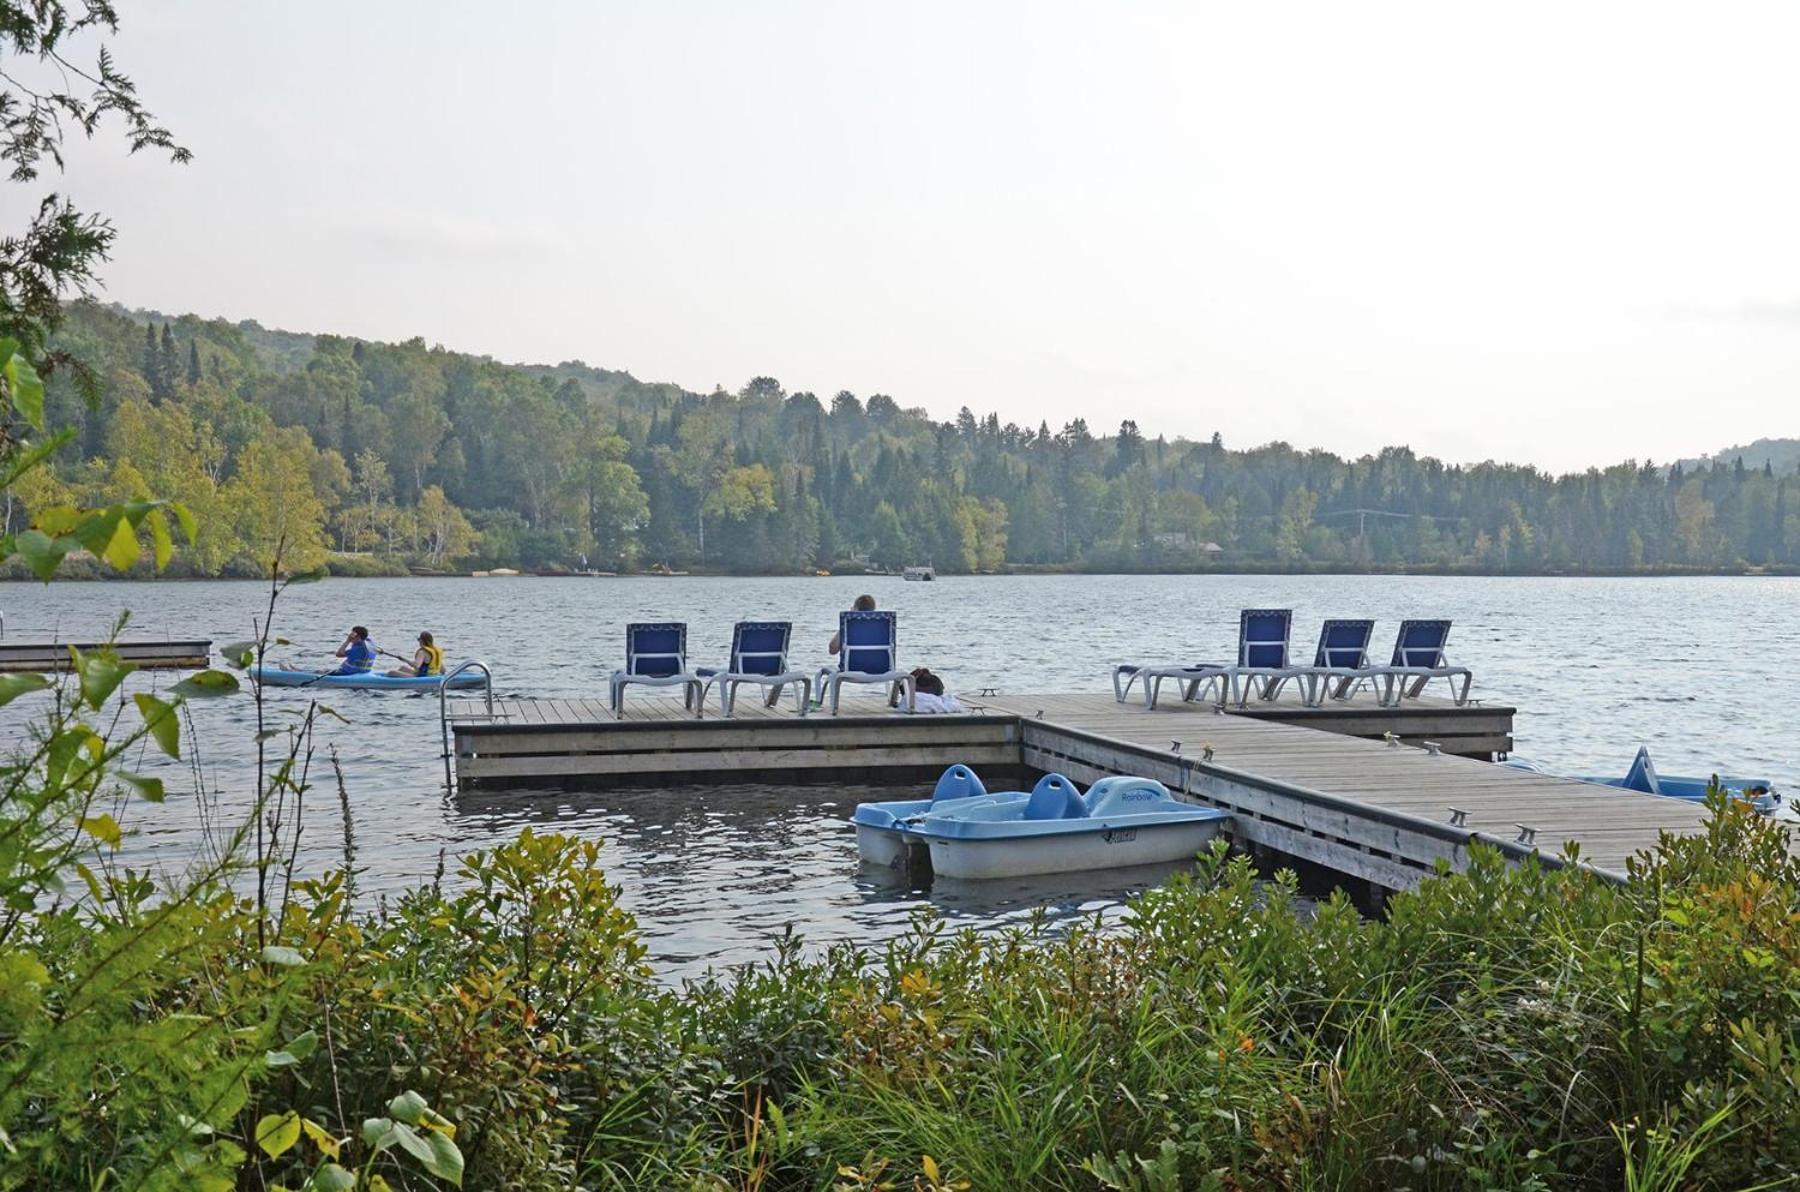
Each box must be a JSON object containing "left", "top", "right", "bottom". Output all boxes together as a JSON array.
[
  {"left": 445, "top": 689, "right": 1753, "bottom": 886},
  {"left": 0, "top": 639, "right": 213, "bottom": 672}
]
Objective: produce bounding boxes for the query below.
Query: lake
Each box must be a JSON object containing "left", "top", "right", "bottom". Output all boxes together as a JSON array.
[{"left": 4, "top": 574, "right": 1796, "bottom": 978}]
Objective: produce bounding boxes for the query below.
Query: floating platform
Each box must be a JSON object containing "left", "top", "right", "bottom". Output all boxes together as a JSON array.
[
  {"left": 0, "top": 639, "right": 212, "bottom": 672},
  {"left": 439, "top": 687, "right": 1761, "bottom": 888}
]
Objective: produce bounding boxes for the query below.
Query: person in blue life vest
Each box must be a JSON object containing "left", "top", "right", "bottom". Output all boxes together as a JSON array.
[
  {"left": 386, "top": 630, "right": 445, "bottom": 678},
  {"left": 333, "top": 626, "right": 377, "bottom": 675}
]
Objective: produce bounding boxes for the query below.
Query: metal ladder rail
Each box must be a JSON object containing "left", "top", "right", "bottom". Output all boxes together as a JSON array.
[{"left": 439, "top": 661, "right": 495, "bottom": 791}]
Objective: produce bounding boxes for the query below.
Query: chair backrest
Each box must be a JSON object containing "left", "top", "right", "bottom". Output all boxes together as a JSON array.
[
  {"left": 1622, "top": 745, "right": 1661, "bottom": 795},
  {"left": 730, "top": 620, "right": 791, "bottom": 676},
  {"left": 1024, "top": 774, "right": 1087, "bottom": 821},
  {"left": 838, "top": 610, "right": 897, "bottom": 675},
  {"left": 625, "top": 622, "right": 687, "bottom": 677},
  {"left": 1313, "top": 619, "right": 1375, "bottom": 669},
  {"left": 1237, "top": 608, "right": 1292, "bottom": 669},
  {"left": 1389, "top": 620, "right": 1451, "bottom": 668},
  {"left": 932, "top": 764, "right": 987, "bottom": 803}
]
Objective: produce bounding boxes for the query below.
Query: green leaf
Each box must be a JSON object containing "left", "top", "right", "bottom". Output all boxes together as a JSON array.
[
  {"left": 386, "top": 1121, "right": 461, "bottom": 1183},
  {"left": 220, "top": 641, "right": 258, "bottom": 670},
  {"left": 101, "top": 513, "right": 142, "bottom": 571},
  {"left": 299, "top": 1116, "right": 340, "bottom": 1159},
  {"left": 147, "top": 507, "right": 174, "bottom": 570},
  {"left": 0, "top": 428, "right": 73, "bottom": 492},
  {"left": 306, "top": 1163, "right": 356, "bottom": 1192},
  {"left": 170, "top": 500, "right": 197, "bottom": 545},
  {"left": 363, "top": 1117, "right": 396, "bottom": 1150},
  {"left": 0, "top": 673, "right": 50, "bottom": 708},
  {"left": 420, "top": 1128, "right": 463, "bottom": 1185},
  {"left": 265, "top": 1029, "right": 318, "bottom": 1068},
  {"left": 13, "top": 529, "right": 69, "bottom": 581},
  {"left": 31, "top": 504, "right": 82, "bottom": 536},
  {"left": 255, "top": 1111, "right": 301, "bottom": 1159},
  {"left": 134, "top": 692, "right": 180, "bottom": 757},
  {"left": 118, "top": 771, "right": 166, "bottom": 803},
  {"left": 78, "top": 813, "right": 123, "bottom": 847},
  {"left": 2, "top": 344, "right": 45, "bottom": 430},
  {"left": 78, "top": 651, "right": 135, "bottom": 709},
  {"left": 386, "top": 1090, "right": 428, "bottom": 1125},
  {"left": 259, "top": 945, "right": 306, "bottom": 967},
  {"left": 171, "top": 669, "right": 240, "bottom": 699},
  {"left": 280, "top": 567, "right": 328, "bottom": 585}
]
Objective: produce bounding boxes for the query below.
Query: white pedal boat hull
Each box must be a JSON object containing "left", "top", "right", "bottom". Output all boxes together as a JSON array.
[
  {"left": 922, "top": 817, "right": 1226, "bottom": 880},
  {"left": 855, "top": 821, "right": 920, "bottom": 872}
]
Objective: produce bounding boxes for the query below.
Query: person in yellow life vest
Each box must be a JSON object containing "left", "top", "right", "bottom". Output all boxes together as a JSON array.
[{"left": 387, "top": 630, "right": 445, "bottom": 677}]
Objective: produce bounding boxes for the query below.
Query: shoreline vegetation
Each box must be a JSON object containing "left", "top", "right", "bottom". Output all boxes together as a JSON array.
[
  {"left": 5, "top": 551, "right": 1798, "bottom": 583},
  {"left": 11, "top": 299, "right": 1799, "bottom": 585}
]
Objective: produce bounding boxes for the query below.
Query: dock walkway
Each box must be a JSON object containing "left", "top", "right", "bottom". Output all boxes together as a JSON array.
[
  {"left": 445, "top": 689, "right": 1719, "bottom": 888},
  {"left": 0, "top": 639, "right": 212, "bottom": 672}
]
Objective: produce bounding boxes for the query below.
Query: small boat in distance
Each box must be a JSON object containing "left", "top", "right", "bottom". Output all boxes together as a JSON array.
[{"left": 902, "top": 565, "right": 936, "bottom": 582}]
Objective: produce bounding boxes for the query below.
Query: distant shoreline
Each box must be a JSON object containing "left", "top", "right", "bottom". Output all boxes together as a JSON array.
[{"left": 7, "top": 565, "right": 1796, "bottom": 583}]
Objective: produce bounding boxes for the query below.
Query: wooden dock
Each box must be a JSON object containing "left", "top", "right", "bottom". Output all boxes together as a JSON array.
[
  {"left": 0, "top": 639, "right": 212, "bottom": 672},
  {"left": 443, "top": 688, "right": 1730, "bottom": 887}
]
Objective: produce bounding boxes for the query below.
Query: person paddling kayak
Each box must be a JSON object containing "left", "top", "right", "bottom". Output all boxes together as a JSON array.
[
  {"left": 333, "top": 626, "right": 377, "bottom": 675},
  {"left": 385, "top": 631, "right": 444, "bottom": 678}
]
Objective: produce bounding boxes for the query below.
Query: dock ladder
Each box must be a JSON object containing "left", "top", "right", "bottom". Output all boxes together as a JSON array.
[{"left": 439, "top": 660, "right": 495, "bottom": 790}]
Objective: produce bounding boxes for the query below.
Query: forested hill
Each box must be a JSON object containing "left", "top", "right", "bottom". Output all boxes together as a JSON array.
[
  {"left": 1678, "top": 438, "right": 1800, "bottom": 478},
  {"left": 10, "top": 299, "right": 1798, "bottom": 577}
]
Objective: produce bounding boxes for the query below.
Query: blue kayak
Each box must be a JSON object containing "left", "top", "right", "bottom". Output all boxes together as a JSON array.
[{"left": 248, "top": 664, "right": 484, "bottom": 691}]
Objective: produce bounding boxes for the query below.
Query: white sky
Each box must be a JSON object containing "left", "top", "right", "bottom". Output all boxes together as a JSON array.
[{"left": 34, "top": 1, "right": 1800, "bottom": 471}]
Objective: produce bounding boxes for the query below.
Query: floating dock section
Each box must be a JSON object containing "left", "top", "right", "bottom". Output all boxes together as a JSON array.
[
  {"left": 0, "top": 639, "right": 212, "bottom": 672},
  {"left": 443, "top": 688, "right": 1738, "bottom": 888}
]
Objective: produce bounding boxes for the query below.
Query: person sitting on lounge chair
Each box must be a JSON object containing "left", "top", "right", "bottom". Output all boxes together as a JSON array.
[{"left": 828, "top": 593, "right": 877, "bottom": 654}]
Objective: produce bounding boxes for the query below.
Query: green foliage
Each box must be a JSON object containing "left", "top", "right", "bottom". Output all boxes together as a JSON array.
[{"left": 16, "top": 304, "right": 1800, "bottom": 577}]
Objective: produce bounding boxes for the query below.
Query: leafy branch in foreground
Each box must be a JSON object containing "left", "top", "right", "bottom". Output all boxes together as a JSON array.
[{"left": 1, "top": 0, "right": 189, "bottom": 355}]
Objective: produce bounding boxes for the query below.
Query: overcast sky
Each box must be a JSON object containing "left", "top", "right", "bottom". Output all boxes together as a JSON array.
[{"left": 41, "top": 1, "right": 1800, "bottom": 471}]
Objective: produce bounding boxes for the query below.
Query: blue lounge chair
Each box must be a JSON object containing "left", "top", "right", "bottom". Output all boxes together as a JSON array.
[
  {"left": 1113, "top": 608, "right": 1294, "bottom": 710},
  {"left": 815, "top": 610, "right": 914, "bottom": 715},
  {"left": 1289, "top": 618, "right": 1376, "bottom": 707},
  {"left": 608, "top": 622, "right": 702, "bottom": 715},
  {"left": 696, "top": 620, "right": 813, "bottom": 717},
  {"left": 1368, "top": 619, "right": 1473, "bottom": 706}
]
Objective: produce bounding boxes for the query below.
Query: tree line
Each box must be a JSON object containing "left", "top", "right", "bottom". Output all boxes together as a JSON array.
[{"left": 10, "top": 299, "right": 1798, "bottom": 576}]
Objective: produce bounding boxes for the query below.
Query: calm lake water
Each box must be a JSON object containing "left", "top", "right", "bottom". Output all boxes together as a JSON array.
[{"left": 5, "top": 574, "right": 1796, "bottom": 978}]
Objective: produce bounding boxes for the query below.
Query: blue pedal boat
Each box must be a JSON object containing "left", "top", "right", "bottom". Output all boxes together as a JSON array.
[
  {"left": 908, "top": 772, "right": 1229, "bottom": 881},
  {"left": 1505, "top": 746, "right": 1781, "bottom": 816},
  {"left": 853, "top": 764, "right": 1007, "bottom": 871}
]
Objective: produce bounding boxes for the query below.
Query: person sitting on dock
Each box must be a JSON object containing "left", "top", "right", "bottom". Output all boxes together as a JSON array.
[
  {"left": 386, "top": 630, "right": 444, "bottom": 678},
  {"left": 907, "top": 667, "right": 965, "bottom": 714},
  {"left": 333, "top": 626, "right": 377, "bottom": 675},
  {"left": 827, "top": 594, "right": 878, "bottom": 655}
]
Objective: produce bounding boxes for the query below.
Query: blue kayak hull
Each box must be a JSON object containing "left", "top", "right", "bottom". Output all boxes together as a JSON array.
[{"left": 248, "top": 665, "right": 483, "bottom": 691}]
